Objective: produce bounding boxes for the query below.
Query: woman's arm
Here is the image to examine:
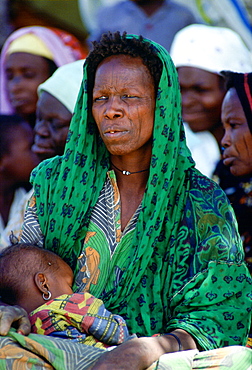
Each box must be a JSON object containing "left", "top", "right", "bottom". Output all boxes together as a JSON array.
[
  {"left": 90, "top": 329, "right": 197, "bottom": 370},
  {"left": 0, "top": 305, "right": 31, "bottom": 335}
]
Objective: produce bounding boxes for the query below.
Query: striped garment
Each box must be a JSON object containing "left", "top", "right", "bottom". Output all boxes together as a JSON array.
[{"left": 30, "top": 292, "right": 130, "bottom": 349}]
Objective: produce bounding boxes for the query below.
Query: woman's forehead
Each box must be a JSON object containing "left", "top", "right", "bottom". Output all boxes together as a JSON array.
[{"left": 94, "top": 55, "right": 153, "bottom": 84}]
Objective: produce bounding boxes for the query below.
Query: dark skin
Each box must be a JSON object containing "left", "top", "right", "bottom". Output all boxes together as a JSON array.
[
  {"left": 33, "top": 91, "right": 72, "bottom": 161},
  {"left": 92, "top": 55, "right": 155, "bottom": 230},
  {"left": 5, "top": 52, "right": 51, "bottom": 127},
  {"left": 177, "top": 66, "right": 226, "bottom": 147},
  {"left": 131, "top": 0, "right": 165, "bottom": 16},
  {"left": 0, "top": 54, "right": 197, "bottom": 368},
  {"left": 17, "top": 258, "right": 74, "bottom": 314},
  {"left": 0, "top": 122, "right": 39, "bottom": 226},
  {"left": 221, "top": 88, "right": 252, "bottom": 177}
]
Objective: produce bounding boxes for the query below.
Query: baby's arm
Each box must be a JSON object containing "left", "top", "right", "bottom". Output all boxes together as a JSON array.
[{"left": 67, "top": 293, "right": 130, "bottom": 345}]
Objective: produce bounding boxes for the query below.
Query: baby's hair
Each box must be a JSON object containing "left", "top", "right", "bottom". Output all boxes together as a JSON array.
[{"left": 0, "top": 243, "right": 62, "bottom": 305}]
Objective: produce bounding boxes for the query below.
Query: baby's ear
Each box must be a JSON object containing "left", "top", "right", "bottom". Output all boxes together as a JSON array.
[{"left": 34, "top": 272, "right": 48, "bottom": 294}]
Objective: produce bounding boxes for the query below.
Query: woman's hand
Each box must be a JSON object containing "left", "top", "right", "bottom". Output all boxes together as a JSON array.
[
  {"left": 0, "top": 305, "right": 31, "bottom": 336},
  {"left": 90, "top": 330, "right": 197, "bottom": 370},
  {"left": 89, "top": 337, "right": 160, "bottom": 370}
]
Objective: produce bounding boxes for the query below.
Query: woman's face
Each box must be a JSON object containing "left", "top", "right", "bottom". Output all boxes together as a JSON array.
[
  {"left": 5, "top": 52, "right": 51, "bottom": 117},
  {"left": 92, "top": 55, "right": 155, "bottom": 157},
  {"left": 177, "top": 66, "right": 226, "bottom": 132},
  {"left": 221, "top": 88, "right": 252, "bottom": 177},
  {"left": 33, "top": 92, "right": 72, "bottom": 161}
]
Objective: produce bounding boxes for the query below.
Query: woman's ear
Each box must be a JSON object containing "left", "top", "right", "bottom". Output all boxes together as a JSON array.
[{"left": 34, "top": 272, "right": 49, "bottom": 294}]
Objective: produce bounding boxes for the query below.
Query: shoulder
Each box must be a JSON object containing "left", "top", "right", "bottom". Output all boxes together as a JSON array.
[
  {"left": 165, "top": 0, "right": 194, "bottom": 12},
  {"left": 186, "top": 168, "right": 236, "bottom": 222},
  {"left": 188, "top": 167, "right": 226, "bottom": 196},
  {"left": 97, "top": 0, "right": 132, "bottom": 17}
]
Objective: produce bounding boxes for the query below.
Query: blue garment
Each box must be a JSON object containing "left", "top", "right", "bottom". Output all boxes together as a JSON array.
[{"left": 88, "top": 0, "right": 199, "bottom": 51}]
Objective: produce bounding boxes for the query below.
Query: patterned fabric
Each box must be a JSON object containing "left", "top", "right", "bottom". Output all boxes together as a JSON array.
[
  {"left": 0, "top": 329, "right": 251, "bottom": 370},
  {"left": 0, "top": 328, "right": 106, "bottom": 370},
  {"left": 213, "top": 161, "right": 252, "bottom": 274},
  {"left": 30, "top": 292, "right": 130, "bottom": 348},
  {"left": 23, "top": 167, "right": 252, "bottom": 347}
]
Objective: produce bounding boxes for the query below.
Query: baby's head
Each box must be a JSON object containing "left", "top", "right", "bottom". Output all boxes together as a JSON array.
[{"left": 0, "top": 243, "right": 73, "bottom": 313}]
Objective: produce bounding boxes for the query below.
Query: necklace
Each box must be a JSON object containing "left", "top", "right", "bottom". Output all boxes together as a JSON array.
[{"left": 111, "top": 162, "right": 149, "bottom": 176}]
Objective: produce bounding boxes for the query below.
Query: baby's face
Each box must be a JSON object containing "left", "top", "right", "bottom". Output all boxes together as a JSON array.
[{"left": 48, "top": 259, "right": 74, "bottom": 299}]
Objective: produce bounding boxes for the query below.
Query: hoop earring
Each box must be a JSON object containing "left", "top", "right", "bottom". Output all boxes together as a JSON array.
[{"left": 42, "top": 290, "right": 52, "bottom": 301}]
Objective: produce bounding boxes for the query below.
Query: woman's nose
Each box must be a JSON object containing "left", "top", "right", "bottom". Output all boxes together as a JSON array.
[
  {"left": 221, "top": 131, "right": 230, "bottom": 148},
  {"left": 34, "top": 119, "right": 50, "bottom": 137},
  {"left": 104, "top": 97, "right": 123, "bottom": 119},
  {"left": 8, "top": 75, "right": 23, "bottom": 92},
  {"left": 181, "top": 90, "right": 195, "bottom": 108}
]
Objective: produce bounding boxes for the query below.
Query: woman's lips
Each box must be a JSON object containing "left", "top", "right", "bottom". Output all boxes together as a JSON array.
[
  {"left": 103, "top": 129, "right": 128, "bottom": 139},
  {"left": 222, "top": 156, "right": 234, "bottom": 167},
  {"left": 32, "top": 143, "right": 55, "bottom": 156},
  {"left": 10, "top": 97, "right": 28, "bottom": 108}
]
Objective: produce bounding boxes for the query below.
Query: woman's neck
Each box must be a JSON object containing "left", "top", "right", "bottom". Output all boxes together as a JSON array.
[
  {"left": 136, "top": 0, "right": 164, "bottom": 16},
  {"left": 110, "top": 155, "right": 150, "bottom": 231}
]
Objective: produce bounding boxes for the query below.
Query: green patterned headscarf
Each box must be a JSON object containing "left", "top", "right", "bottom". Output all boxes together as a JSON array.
[{"left": 31, "top": 34, "right": 194, "bottom": 320}]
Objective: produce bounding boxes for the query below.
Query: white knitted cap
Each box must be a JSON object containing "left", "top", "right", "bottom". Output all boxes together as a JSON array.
[
  {"left": 38, "top": 59, "right": 84, "bottom": 113},
  {"left": 170, "top": 24, "right": 252, "bottom": 74}
]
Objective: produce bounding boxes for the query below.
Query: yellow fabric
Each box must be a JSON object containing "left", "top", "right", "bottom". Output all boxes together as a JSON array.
[{"left": 6, "top": 33, "right": 54, "bottom": 60}]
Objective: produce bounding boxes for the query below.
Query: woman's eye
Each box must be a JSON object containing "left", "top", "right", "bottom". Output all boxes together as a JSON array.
[
  {"left": 23, "top": 71, "right": 36, "bottom": 79},
  {"left": 230, "top": 123, "right": 238, "bottom": 129},
  {"left": 5, "top": 71, "right": 13, "bottom": 80},
  {"left": 94, "top": 96, "right": 107, "bottom": 101},
  {"left": 122, "top": 94, "right": 136, "bottom": 98}
]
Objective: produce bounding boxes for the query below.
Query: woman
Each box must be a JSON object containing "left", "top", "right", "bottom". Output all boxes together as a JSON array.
[
  {"left": 170, "top": 24, "right": 252, "bottom": 178},
  {"left": 33, "top": 59, "right": 84, "bottom": 160},
  {"left": 214, "top": 72, "right": 252, "bottom": 275},
  {"left": 0, "top": 26, "right": 86, "bottom": 126},
  {"left": 0, "top": 33, "right": 251, "bottom": 369}
]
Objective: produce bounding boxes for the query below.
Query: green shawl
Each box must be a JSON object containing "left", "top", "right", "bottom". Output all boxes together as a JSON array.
[{"left": 31, "top": 35, "right": 193, "bottom": 275}]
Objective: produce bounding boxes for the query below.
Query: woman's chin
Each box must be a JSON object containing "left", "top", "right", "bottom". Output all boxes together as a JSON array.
[{"left": 230, "top": 165, "right": 251, "bottom": 177}]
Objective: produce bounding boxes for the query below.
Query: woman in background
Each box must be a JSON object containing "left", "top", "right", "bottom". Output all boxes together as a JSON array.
[
  {"left": 214, "top": 71, "right": 252, "bottom": 275},
  {"left": 0, "top": 26, "right": 86, "bottom": 127},
  {"left": 170, "top": 24, "right": 252, "bottom": 178}
]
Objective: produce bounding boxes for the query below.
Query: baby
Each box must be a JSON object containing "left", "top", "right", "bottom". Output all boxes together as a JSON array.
[{"left": 0, "top": 243, "right": 131, "bottom": 348}]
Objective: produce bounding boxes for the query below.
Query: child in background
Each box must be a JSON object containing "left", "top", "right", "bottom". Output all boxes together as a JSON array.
[
  {"left": 0, "top": 243, "right": 131, "bottom": 349},
  {"left": 0, "top": 115, "right": 39, "bottom": 249}
]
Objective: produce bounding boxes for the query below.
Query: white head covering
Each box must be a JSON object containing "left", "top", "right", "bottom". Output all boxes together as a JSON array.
[
  {"left": 170, "top": 24, "right": 252, "bottom": 74},
  {"left": 38, "top": 59, "right": 84, "bottom": 114}
]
